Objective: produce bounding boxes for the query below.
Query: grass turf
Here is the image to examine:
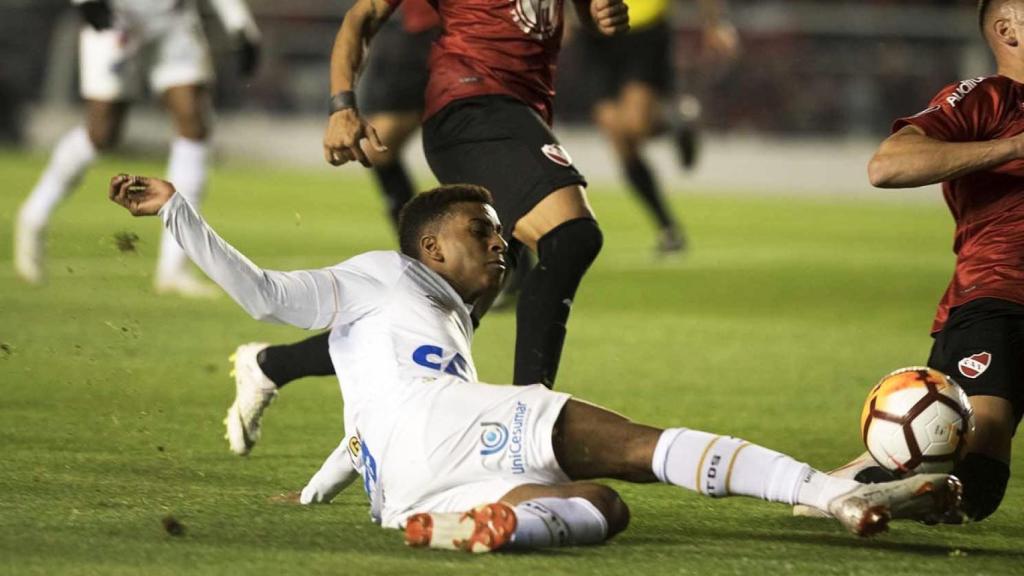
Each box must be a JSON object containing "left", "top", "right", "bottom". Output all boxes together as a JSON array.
[{"left": 0, "top": 149, "right": 1021, "bottom": 575}]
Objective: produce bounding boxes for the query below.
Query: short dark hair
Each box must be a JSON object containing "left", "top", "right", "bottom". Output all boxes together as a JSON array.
[
  {"left": 397, "top": 184, "right": 494, "bottom": 258},
  {"left": 979, "top": 0, "right": 994, "bottom": 31}
]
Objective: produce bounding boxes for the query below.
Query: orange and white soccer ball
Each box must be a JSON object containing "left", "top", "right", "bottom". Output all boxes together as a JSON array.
[{"left": 860, "top": 366, "right": 975, "bottom": 474}]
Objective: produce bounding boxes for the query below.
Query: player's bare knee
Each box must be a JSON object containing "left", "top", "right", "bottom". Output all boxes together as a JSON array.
[
  {"left": 176, "top": 117, "right": 209, "bottom": 141},
  {"left": 584, "top": 484, "right": 630, "bottom": 537}
]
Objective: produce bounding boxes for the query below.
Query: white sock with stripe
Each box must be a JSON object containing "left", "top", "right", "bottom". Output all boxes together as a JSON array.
[
  {"left": 651, "top": 428, "right": 858, "bottom": 509},
  {"left": 509, "top": 497, "right": 608, "bottom": 548}
]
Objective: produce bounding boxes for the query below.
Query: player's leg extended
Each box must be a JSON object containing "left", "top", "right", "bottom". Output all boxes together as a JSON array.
[
  {"left": 512, "top": 185, "right": 602, "bottom": 387},
  {"left": 15, "top": 99, "right": 127, "bottom": 283},
  {"left": 366, "top": 111, "right": 421, "bottom": 231},
  {"left": 405, "top": 481, "right": 627, "bottom": 551},
  {"left": 928, "top": 302, "right": 1019, "bottom": 521},
  {"left": 552, "top": 399, "right": 963, "bottom": 536},
  {"left": 155, "top": 83, "right": 215, "bottom": 296}
]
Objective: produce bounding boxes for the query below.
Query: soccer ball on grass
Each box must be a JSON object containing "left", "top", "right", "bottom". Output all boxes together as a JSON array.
[{"left": 860, "top": 366, "right": 974, "bottom": 475}]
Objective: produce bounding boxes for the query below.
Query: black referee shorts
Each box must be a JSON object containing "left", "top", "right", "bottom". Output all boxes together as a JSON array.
[
  {"left": 927, "top": 297, "right": 1024, "bottom": 427},
  {"left": 422, "top": 95, "right": 587, "bottom": 242},
  {"left": 357, "top": 20, "right": 438, "bottom": 115},
  {"left": 576, "top": 20, "right": 673, "bottom": 104}
]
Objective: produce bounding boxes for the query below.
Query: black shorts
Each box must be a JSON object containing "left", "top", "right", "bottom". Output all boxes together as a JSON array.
[
  {"left": 575, "top": 20, "right": 672, "bottom": 104},
  {"left": 357, "top": 19, "right": 438, "bottom": 115},
  {"left": 422, "top": 95, "right": 587, "bottom": 242},
  {"left": 927, "top": 298, "right": 1024, "bottom": 426}
]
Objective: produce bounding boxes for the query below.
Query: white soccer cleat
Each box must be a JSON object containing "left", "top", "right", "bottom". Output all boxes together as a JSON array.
[
  {"left": 826, "top": 473, "right": 963, "bottom": 537},
  {"left": 14, "top": 214, "right": 45, "bottom": 284},
  {"left": 405, "top": 503, "right": 518, "bottom": 553},
  {"left": 224, "top": 343, "right": 277, "bottom": 456},
  {"left": 793, "top": 451, "right": 893, "bottom": 519},
  {"left": 155, "top": 271, "right": 220, "bottom": 299}
]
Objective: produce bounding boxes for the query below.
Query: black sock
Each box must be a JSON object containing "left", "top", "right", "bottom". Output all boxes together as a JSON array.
[
  {"left": 514, "top": 218, "right": 603, "bottom": 387},
  {"left": 624, "top": 156, "right": 676, "bottom": 230},
  {"left": 256, "top": 331, "right": 334, "bottom": 388},
  {"left": 952, "top": 452, "right": 1010, "bottom": 521},
  {"left": 372, "top": 161, "right": 415, "bottom": 231}
]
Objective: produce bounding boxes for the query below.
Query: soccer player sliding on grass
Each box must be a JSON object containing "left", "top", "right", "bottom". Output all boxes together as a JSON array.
[{"left": 109, "top": 174, "right": 963, "bottom": 550}]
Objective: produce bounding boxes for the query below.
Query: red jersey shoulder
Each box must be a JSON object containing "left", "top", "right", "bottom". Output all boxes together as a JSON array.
[
  {"left": 937, "top": 73, "right": 1015, "bottom": 111},
  {"left": 895, "top": 75, "right": 1009, "bottom": 140}
]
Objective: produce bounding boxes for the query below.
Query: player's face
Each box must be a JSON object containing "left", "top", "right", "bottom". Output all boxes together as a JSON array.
[{"left": 435, "top": 203, "right": 508, "bottom": 302}]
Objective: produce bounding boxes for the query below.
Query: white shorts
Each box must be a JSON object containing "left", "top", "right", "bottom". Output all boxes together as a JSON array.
[
  {"left": 79, "top": 14, "right": 213, "bottom": 101},
  {"left": 366, "top": 380, "right": 572, "bottom": 529}
]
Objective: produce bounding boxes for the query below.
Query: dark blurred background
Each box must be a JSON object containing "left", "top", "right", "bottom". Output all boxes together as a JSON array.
[{"left": 0, "top": 0, "right": 989, "bottom": 144}]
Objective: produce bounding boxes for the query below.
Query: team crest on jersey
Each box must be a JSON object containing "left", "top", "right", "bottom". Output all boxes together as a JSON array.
[
  {"left": 511, "top": 0, "right": 562, "bottom": 39},
  {"left": 541, "top": 143, "right": 573, "bottom": 167},
  {"left": 958, "top": 351, "right": 991, "bottom": 379}
]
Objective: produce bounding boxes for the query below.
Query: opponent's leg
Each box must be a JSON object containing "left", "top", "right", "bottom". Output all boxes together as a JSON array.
[
  {"left": 952, "top": 395, "right": 1013, "bottom": 521},
  {"left": 155, "top": 83, "right": 216, "bottom": 297},
  {"left": 224, "top": 333, "right": 335, "bottom": 455},
  {"left": 552, "top": 399, "right": 963, "bottom": 536},
  {"left": 15, "top": 100, "right": 126, "bottom": 283},
  {"left": 512, "top": 186, "right": 602, "bottom": 387},
  {"left": 366, "top": 112, "right": 420, "bottom": 231}
]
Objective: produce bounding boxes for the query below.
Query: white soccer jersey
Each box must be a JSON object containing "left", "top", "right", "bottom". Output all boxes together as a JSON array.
[{"left": 160, "top": 193, "right": 486, "bottom": 516}]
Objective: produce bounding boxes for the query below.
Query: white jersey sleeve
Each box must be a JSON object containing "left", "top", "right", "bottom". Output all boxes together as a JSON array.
[{"left": 158, "top": 193, "right": 384, "bottom": 329}]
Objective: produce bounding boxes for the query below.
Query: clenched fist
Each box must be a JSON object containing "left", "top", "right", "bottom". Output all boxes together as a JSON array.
[
  {"left": 590, "top": 0, "right": 629, "bottom": 36},
  {"left": 109, "top": 174, "right": 176, "bottom": 216}
]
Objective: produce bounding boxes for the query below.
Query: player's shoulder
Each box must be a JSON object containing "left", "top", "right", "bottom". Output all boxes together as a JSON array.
[
  {"left": 932, "top": 75, "right": 1010, "bottom": 111},
  {"left": 333, "top": 251, "right": 406, "bottom": 282}
]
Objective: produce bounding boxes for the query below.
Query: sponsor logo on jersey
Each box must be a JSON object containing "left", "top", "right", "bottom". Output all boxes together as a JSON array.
[
  {"left": 511, "top": 0, "right": 562, "bottom": 39},
  {"left": 479, "top": 422, "right": 509, "bottom": 455},
  {"left": 958, "top": 351, "right": 992, "bottom": 379},
  {"left": 480, "top": 401, "right": 530, "bottom": 474},
  {"left": 541, "top": 143, "right": 573, "bottom": 167},
  {"left": 412, "top": 344, "right": 470, "bottom": 380},
  {"left": 945, "top": 76, "right": 986, "bottom": 108}
]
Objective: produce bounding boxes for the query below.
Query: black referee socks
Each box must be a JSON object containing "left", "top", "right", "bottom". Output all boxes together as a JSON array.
[
  {"left": 514, "top": 218, "right": 603, "bottom": 388},
  {"left": 372, "top": 161, "right": 415, "bottom": 231},
  {"left": 624, "top": 156, "right": 675, "bottom": 230}
]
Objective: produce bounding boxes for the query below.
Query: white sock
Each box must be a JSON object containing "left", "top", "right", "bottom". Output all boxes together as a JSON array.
[
  {"left": 651, "top": 428, "right": 858, "bottom": 508},
  {"left": 509, "top": 497, "right": 608, "bottom": 548},
  {"left": 300, "top": 437, "right": 359, "bottom": 504},
  {"left": 19, "top": 126, "right": 97, "bottom": 230},
  {"left": 157, "top": 137, "right": 209, "bottom": 279}
]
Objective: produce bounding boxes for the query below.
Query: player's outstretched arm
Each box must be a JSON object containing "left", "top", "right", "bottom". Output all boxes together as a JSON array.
[
  {"left": 109, "top": 174, "right": 341, "bottom": 329},
  {"left": 574, "top": 0, "right": 629, "bottom": 37},
  {"left": 323, "top": 0, "right": 393, "bottom": 167},
  {"left": 868, "top": 125, "right": 1024, "bottom": 188}
]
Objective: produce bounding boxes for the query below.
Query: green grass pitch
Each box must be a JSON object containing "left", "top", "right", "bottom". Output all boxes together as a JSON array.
[{"left": 0, "top": 149, "right": 1021, "bottom": 575}]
